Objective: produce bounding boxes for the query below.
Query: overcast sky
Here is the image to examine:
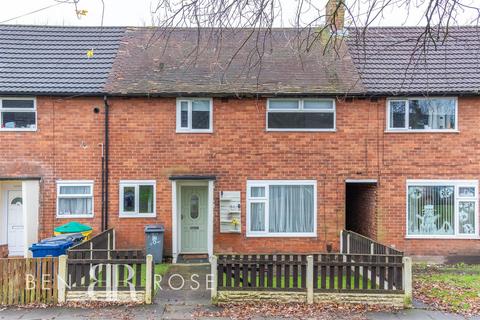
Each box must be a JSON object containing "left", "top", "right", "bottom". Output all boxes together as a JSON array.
[{"left": 0, "top": 0, "right": 478, "bottom": 27}]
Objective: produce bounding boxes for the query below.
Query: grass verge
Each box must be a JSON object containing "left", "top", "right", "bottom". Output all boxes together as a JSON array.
[{"left": 414, "top": 263, "right": 480, "bottom": 315}]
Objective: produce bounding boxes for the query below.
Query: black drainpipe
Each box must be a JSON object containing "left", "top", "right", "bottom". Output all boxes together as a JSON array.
[{"left": 103, "top": 96, "right": 110, "bottom": 230}]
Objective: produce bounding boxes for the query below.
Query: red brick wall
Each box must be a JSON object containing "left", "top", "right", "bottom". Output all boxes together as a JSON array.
[
  {"left": 0, "top": 245, "right": 8, "bottom": 258},
  {"left": 1, "top": 95, "right": 479, "bottom": 258},
  {"left": 0, "top": 96, "right": 105, "bottom": 241}
]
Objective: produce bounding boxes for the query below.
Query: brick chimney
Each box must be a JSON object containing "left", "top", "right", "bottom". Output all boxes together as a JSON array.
[{"left": 325, "top": 0, "right": 345, "bottom": 32}]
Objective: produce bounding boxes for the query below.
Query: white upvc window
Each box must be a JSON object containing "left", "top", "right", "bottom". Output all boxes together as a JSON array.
[
  {"left": 387, "top": 97, "right": 458, "bottom": 132},
  {"left": 56, "top": 181, "right": 94, "bottom": 218},
  {"left": 0, "top": 97, "right": 37, "bottom": 131},
  {"left": 176, "top": 98, "right": 213, "bottom": 133},
  {"left": 246, "top": 180, "right": 317, "bottom": 237},
  {"left": 406, "top": 180, "right": 479, "bottom": 239},
  {"left": 119, "top": 180, "right": 156, "bottom": 218},
  {"left": 267, "top": 98, "right": 335, "bottom": 131}
]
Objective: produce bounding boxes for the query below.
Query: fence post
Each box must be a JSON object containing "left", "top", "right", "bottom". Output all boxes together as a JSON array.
[
  {"left": 346, "top": 233, "right": 351, "bottom": 254},
  {"left": 210, "top": 255, "right": 218, "bottom": 300},
  {"left": 370, "top": 243, "right": 374, "bottom": 255},
  {"left": 145, "top": 254, "right": 153, "bottom": 304},
  {"left": 58, "top": 255, "right": 67, "bottom": 303},
  {"left": 402, "top": 256, "right": 412, "bottom": 307},
  {"left": 306, "top": 255, "right": 314, "bottom": 304},
  {"left": 339, "top": 230, "right": 344, "bottom": 253}
]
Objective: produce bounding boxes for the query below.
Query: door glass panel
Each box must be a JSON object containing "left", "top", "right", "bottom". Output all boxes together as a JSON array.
[
  {"left": 123, "top": 187, "right": 135, "bottom": 212},
  {"left": 190, "top": 194, "right": 199, "bottom": 219},
  {"left": 10, "top": 197, "right": 22, "bottom": 205}
]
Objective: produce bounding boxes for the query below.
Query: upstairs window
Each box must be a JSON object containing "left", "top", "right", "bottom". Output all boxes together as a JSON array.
[
  {"left": 407, "top": 180, "right": 478, "bottom": 238},
  {"left": 387, "top": 98, "right": 457, "bottom": 131},
  {"left": 267, "top": 99, "right": 335, "bottom": 131},
  {"left": 176, "top": 98, "right": 213, "bottom": 133},
  {"left": 120, "top": 180, "right": 156, "bottom": 217},
  {"left": 0, "top": 98, "right": 36, "bottom": 131}
]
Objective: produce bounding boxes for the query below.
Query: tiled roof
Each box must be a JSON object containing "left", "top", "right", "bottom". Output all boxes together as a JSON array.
[
  {"left": 105, "top": 28, "right": 364, "bottom": 96},
  {"left": 347, "top": 26, "right": 480, "bottom": 95},
  {"left": 0, "top": 25, "right": 125, "bottom": 95}
]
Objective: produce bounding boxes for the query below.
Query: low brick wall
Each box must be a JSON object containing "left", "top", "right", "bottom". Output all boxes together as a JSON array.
[
  {"left": 0, "top": 244, "right": 8, "bottom": 258},
  {"left": 216, "top": 291, "right": 306, "bottom": 304},
  {"left": 314, "top": 292, "right": 405, "bottom": 307},
  {"left": 216, "top": 291, "right": 405, "bottom": 308},
  {"left": 66, "top": 290, "right": 146, "bottom": 303}
]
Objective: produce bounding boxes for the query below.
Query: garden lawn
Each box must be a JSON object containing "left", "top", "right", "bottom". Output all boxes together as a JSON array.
[
  {"left": 222, "top": 274, "right": 370, "bottom": 289},
  {"left": 414, "top": 263, "right": 480, "bottom": 316}
]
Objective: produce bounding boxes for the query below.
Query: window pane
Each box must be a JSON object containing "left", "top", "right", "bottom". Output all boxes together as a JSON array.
[
  {"left": 269, "top": 185, "right": 314, "bottom": 233},
  {"left": 251, "top": 187, "right": 265, "bottom": 197},
  {"left": 268, "top": 112, "right": 334, "bottom": 129},
  {"left": 389, "top": 101, "right": 406, "bottom": 128},
  {"left": 2, "top": 112, "right": 35, "bottom": 129},
  {"left": 180, "top": 102, "right": 188, "bottom": 128},
  {"left": 459, "top": 201, "right": 476, "bottom": 234},
  {"left": 250, "top": 202, "right": 265, "bottom": 231},
  {"left": 123, "top": 186, "right": 135, "bottom": 212},
  {"left": 58, "top": 198, "right": 92, "bottom": 215},
  {"left": 303, "top": 100, "right": 334, "bottom": 110},
  {"left": 408, "top": 186, "right": 455, "bottom": 235},
  {"left": 60, "top": 185, "right": 91, "bottom": 195},
  {"left": 2, "top": 99, "right": 34, "bottom": 109},
  {"left": 409, "top": 99, "right": 455, "bottom": 130},
  {"left": 190, "top": 195, "right": 199, "bottom": 219},
  {"left": 459, "top": 187, "right": 475, "bottom": 197},
  {"left": 192, "top": 100, "right": 210, "bottom": 129},
  {"left": 269, "top": 100, "right": 299, "bottom": 109},
  {"left": 139, "top": 185, "right": 154, "bottom": 213}
]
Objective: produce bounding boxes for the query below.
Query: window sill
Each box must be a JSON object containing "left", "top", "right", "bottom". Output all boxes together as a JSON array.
[
  {"left": 176, "top": 129, "right": 213, "bottom": 134},
  {"left": 56, "top": 214, "right": 94, "bottom": 219},
  {"left": 405, "top": 235, "right": 479, "bottom": 240},
  {"left": 246, "top": 232, "right": 316, "bottom": 238},
  {"left": 119, "top": 214, "right": 156, "bottom": 218},
  {"left": 0, "top": 128, "right": 37, "bottom": 132},
  {"left": 385, "top": 129, "right": 459, "bottom": 133},
  {"left": 266, "top": 129, "right": 336, "bottom": 132}
]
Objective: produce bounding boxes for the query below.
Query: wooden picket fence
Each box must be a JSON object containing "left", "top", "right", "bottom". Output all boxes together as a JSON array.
[
  {"left": 0, "top": 257, "right": 58, "bottom": 305},
  {"left": 216, "top": 253, "right": 404, "bottom": 293}
]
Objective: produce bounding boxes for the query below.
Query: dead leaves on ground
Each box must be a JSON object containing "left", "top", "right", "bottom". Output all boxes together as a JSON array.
[
  {"left": 195, "top": 302, "right": 399, "bottom": 319},
  {"left": 414, "top": 264, "right": 480, "bottom": 317}
]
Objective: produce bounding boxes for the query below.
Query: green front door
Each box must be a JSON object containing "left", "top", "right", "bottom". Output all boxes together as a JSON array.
[{"left": 180, "top": 186, "right": 208, "bottom": 253}]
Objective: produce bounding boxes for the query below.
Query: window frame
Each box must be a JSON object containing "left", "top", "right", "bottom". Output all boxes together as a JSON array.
[
  {"left": 56, "top": 180, "right": 94, "bottom": 218},
  {"left": 0, "top": 97, "right": 37, "bottom": 132},
  {"left": 266, "top": 98, "right": 336, "bottom": 132},
  {"left": 246, "top": 180, "right": 317, "bottom": 237},
  {"left": 119, "top": 180, "right": 156, "bottom": 218},
  {"left": 386, "top": 97, "right": 458, "bottom": 133},
  {"left": 176, "top": 98, "right": 213, "bottom": 133},
  {"left": 405, "top": 179, "right": 479, "bottom": 239}
]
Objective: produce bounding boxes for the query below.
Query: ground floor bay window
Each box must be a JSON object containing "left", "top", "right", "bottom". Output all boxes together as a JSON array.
[
  {"left": 246, "top": 180, "right": 317, "bottom": 237},
  {"left": 407, "top": 180, "right": 478, "bottom": 238}
]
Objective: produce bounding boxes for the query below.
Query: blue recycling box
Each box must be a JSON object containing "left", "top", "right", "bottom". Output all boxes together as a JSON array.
[{"left": 29, "top": 239, "right": 74, "bottom": 257}]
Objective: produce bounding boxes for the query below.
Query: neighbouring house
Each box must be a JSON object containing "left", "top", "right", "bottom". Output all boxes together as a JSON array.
[{"left": 1, "top": 3, "right": 479, "bottom": 263}]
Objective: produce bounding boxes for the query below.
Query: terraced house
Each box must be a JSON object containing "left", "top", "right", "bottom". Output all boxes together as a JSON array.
[{"left": 1, "top": 11, "right": 479, "bottom": 262}]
